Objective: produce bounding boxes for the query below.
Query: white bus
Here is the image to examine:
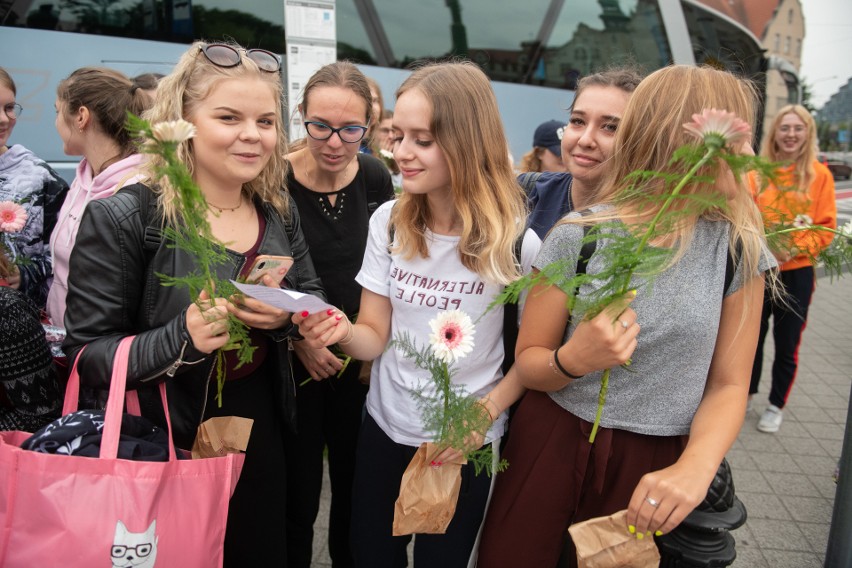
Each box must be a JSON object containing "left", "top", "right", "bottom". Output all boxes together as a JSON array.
[{"left": 1, "top": 0, "right": 798, "bottom": 181}]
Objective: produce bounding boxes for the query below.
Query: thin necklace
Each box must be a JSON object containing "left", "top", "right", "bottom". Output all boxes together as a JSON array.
[{"left": 206, "top": 196, "right": 244, "bottom": 214}]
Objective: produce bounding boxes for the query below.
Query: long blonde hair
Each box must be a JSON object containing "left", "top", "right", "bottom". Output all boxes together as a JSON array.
[
  {"left": 578, "top": 65, "right": 767, "bottom": 298},
  {"left": 762, "top": 104, "right": 817, "bottom": 191},
  {"left": 144, "top": 41, "right": 289, "bottom": 224},
  {"left": 392, "top": 62, "right": 526, "bottom": 285}
]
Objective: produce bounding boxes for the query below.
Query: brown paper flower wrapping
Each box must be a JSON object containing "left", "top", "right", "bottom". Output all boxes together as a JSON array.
[
  {"left": 392, "top": 442, "right": 466, "bottom": 536},
  {"left": 568, "top": 509, "right": 660, "bottom": 568},
  {"left": 191, "top": 416, "right": 253, "bottom": 459}
]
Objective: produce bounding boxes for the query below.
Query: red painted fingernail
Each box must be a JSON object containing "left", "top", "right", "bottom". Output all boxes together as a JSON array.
[
  {"left": 301, "top": 311, "right": 309, "bottom": 317},
  {"left": 327, "top": 309, "right": 335, "bottom": 315},
  {"left": 430, "top": 461, "right": 436, "bottom": 466},
  {"left": 335, "top": 314, "right": 343, "bottom": 321},
  {"left": 436, "top": 461, "right": 443, "bottom": 466}
]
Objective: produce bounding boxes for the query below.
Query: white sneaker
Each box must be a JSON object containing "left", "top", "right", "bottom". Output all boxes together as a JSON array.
[{"left": 757, "top": 404, "right": 783, "bottom": 433}]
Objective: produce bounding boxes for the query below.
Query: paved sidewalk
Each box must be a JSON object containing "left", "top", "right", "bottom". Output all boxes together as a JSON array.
[
  {"left": 729, "top": 273, "right": 851, "bottom": 567},
  {"left": 311, "top": 274, "right": 852, "bottom": 567}
]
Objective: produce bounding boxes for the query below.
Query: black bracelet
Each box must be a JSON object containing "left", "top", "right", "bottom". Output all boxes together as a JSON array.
[{"left": 553, "top": 348, "right": 583, "bottom": 380}]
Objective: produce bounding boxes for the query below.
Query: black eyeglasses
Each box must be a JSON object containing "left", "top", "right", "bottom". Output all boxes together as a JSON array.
[
  {"left": 198, "top": 43, "right": 281, "bottom": 73},
  {"left": 304, "top": 121, "right": 369, "bottom": 144},
  {"left": 3, "top": 103, "right": 22, "bottom": 119}
]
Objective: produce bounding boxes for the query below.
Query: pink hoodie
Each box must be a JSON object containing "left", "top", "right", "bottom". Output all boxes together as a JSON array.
[{"left": 47, "top": 154, "right": 146, "bottom": 327}]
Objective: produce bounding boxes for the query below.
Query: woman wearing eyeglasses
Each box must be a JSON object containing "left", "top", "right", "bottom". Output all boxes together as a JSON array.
[
  {"left": 62, "top": 42, "right": 324, "bottom": 566},
  {"left": 46, "top": 67, "right": 154, "bottom": 328},
  {"left": 0, "top": 67, "right": 69, "bottom": 308},
  {"left": 284, "top": 61, "right": 394, "bottom": 568},
  {"left": 749, "top": 105, "right": 837, "bottom": 433},
  {"left": 293, "top": 61, "right": 539, "bottom": 568}
]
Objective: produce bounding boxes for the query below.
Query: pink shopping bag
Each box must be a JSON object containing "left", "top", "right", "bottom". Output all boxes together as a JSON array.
[{"left": 0, "top": 337, "right": 245, "bottom": 568}]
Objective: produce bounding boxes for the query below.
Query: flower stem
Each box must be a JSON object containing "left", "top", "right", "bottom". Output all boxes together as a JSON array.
[
  {"left": 767, "top": 225, "right": 844, "bottom": 238},
  {"left": 440, "top": 361, "right": 451, "bottom": 441},
  {"left": 588, "top": 368, "right": 610, "bottom": 443}
]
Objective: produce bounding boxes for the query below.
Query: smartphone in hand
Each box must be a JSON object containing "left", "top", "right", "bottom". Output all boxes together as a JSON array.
[{"left": 246, "top": 255, "right": 294, "bottom": 286}]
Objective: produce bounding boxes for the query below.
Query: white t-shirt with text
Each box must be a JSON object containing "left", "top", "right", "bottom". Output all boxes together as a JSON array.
[{"left": 356, "top": 201, "right": 539, "bottom": 446}]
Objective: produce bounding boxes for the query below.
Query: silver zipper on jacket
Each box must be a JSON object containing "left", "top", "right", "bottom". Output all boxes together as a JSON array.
[{"left": 139, "top": 340, "right": 206, "bottom": 383}]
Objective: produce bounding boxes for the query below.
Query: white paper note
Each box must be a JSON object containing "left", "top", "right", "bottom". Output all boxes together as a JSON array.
[{"left": 231, "top": 281, "right": 334, "bottom": 314}]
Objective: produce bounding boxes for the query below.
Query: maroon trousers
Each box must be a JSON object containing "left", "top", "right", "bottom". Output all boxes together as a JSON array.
[{"left": 477, "top": 390, "right": 687, "bottom": 568}]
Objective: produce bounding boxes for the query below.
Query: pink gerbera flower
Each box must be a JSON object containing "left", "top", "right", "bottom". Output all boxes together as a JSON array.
[
  {"left": 683, "top": 108, "right": 752, "bottom": 151},
  {"left": 428, "top": 309, "right": 475, "bottom": 363},
  {"left": 0, "top": 201, "right": 27, "bottom": 233}
]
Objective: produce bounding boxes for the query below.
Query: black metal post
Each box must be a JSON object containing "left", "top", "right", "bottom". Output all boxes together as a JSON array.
[
  {"left": 655, "top": 459, "right": 747, "bottom": 567},
  {"left": 825, "top": 381, "right": 852, "bottom": 566}
]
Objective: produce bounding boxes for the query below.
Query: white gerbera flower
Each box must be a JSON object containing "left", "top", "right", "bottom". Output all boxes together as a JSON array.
[
  {"left": 428, "top": 309, "right": 475, "bottom": 363},
  {"left": 792, "top": 214, "right": 813, "bottom": 229},
  {"left": 151, "top": 119, "right": 197, "bottom": 143}
]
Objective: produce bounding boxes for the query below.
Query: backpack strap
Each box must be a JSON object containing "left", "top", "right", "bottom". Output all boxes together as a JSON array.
[
  {"left": 518, "top": 172, "right": 543, "bottom": 196},
  {"left": 361, "top": 154, "right": 388, "bottom": 216},
  {"left": 366, "top": 183, "right": 382, "bottom": 217},
  {"left": 501, "top": 232, "right": 526, "bottom": 374},
  {"left": 138, "top": 185, "right": 161, "bottom": 255},
  {"left": 723, "top": 238, "right": 742, "bottom": 296},
  {"left": 576, "top": 209, "right": 597, "bottom": 277},
  {"left": 565, "top": 210, "right": 597, "bottom": 327}
]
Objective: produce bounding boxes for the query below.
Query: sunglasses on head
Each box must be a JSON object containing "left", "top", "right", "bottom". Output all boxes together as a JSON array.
[{"left": 198, "top": 43, "right": 281, "bottom": 73}]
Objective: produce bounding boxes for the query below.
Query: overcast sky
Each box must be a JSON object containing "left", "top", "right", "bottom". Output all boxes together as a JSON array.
[{"left": 801, "top": 0, "right": 852, "bottom": 109}]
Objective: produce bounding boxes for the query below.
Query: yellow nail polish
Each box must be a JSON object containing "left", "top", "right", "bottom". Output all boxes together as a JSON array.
[
  {"left": 646, "top": 531, "right": 652, "bottom": 536},
  {"left": 655, "top": 530, "right": 663, "bottom": 536},
  {"left": 628, "top": 525, "right": 636, "bottom": 534},
  {"left": 636, "top": 532, "right": 644, "bottom": 540}
]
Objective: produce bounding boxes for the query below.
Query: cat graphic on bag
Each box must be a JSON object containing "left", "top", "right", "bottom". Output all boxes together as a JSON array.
[{"left": 110, "top": 520, "right": 158, "bottom": 567}]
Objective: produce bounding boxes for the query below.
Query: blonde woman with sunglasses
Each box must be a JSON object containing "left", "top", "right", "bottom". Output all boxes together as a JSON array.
[{"left": 63, "top": 42, "right": 324, "bottom": 566}]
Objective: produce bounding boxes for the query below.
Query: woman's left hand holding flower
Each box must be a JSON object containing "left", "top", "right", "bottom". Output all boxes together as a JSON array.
[
  {"left": 228, "top": 274, "right": 292, "bottom": 330},
  {"left": 625, "top": 457, "right": 716, "bottom": 538},
  {"left": 429, "top": 397, "right": 495, "bottom": 468}
]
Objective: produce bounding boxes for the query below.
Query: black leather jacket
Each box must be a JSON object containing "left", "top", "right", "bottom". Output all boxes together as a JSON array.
[{"left": 63, "top": 184, "right": 325, "bottom": 449}]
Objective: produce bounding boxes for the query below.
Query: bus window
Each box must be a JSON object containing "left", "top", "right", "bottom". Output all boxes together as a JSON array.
[{"left": 4, "top": 0, "right": 286, "bottom": 52}]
